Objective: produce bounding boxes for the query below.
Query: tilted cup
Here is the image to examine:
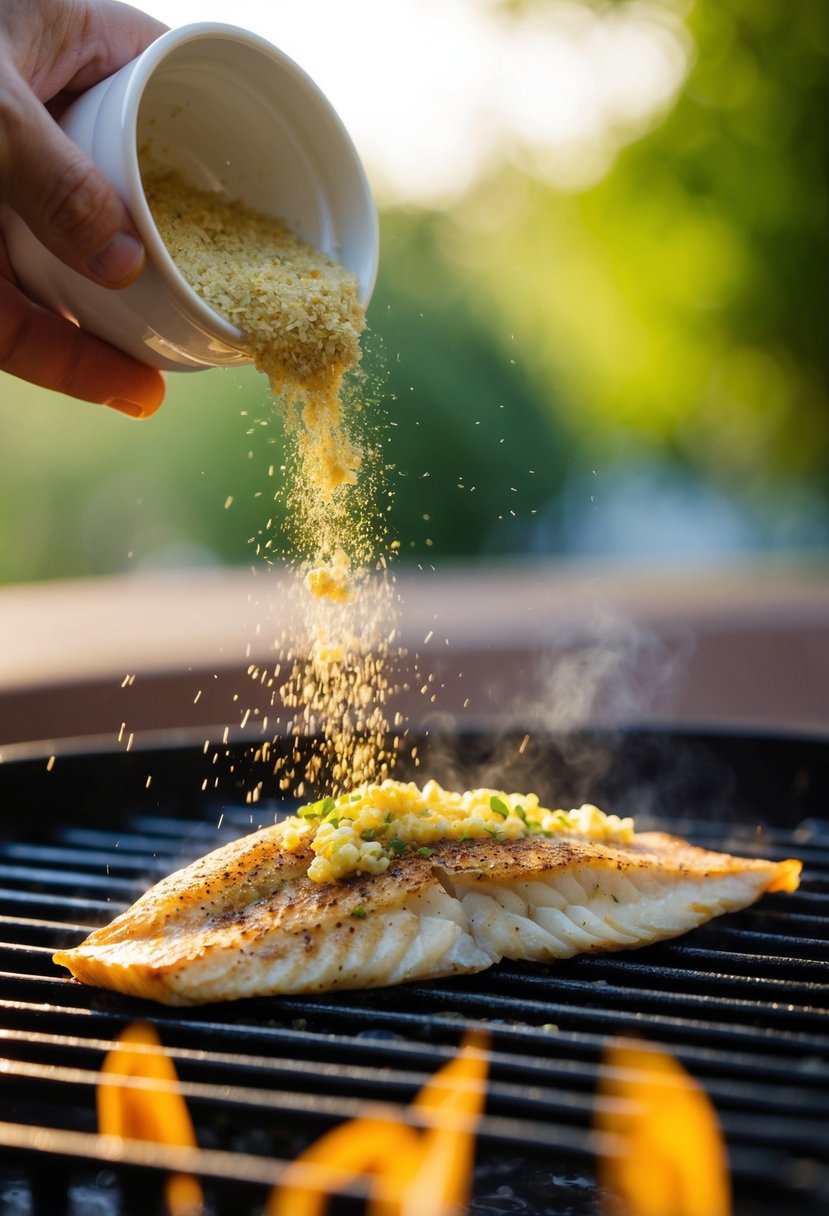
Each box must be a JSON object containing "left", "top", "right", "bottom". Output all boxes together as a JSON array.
[{"left": 3, "top": 22, "right": 378, "bottom": 372}]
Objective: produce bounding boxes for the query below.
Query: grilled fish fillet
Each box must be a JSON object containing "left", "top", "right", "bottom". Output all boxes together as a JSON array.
[{"left": 53, "top": 824, "right": 800, "bottom": 1006}]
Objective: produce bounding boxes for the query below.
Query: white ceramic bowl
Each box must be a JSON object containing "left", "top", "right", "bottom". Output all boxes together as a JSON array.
[{"left": 3, "top": 23, "right": 378, "bottom": 371}]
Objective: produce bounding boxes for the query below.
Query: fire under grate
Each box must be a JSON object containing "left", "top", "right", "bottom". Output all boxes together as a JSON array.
[{"left": 0, "top": 729, "right": 826, "bottom": 1215}]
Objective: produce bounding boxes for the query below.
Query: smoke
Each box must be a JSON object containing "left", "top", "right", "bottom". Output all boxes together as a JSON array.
[
  {"left": 530, "top": 607, "right": 693, "bottom": 735},
  {"left": 400, "top": 605, "right": 699, "bottom": 822},
  {"left": 516, "top": 608, "right": 696, "bottom": 815}
]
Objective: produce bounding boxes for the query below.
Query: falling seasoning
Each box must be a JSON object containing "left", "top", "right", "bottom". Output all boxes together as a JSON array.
[{"left": 143, "top": 163, "right": 402, "bottom": 797}]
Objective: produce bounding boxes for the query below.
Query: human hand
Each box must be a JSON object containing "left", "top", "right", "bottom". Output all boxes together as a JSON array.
[{"left": 0, "top": 0, "right": 167, "bottom": 417}]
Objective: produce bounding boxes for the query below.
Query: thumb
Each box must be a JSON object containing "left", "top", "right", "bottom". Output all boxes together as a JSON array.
[{"left": 2, "top": 70, "right": 145, "bottom": 287}]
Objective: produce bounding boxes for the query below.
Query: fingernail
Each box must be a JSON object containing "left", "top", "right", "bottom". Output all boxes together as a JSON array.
[
  {"left": 106, "top": 397, "right": 146, "bottom": 418},
  {"left": 87, "top": 232, "right": 145, "bottom": 285}
]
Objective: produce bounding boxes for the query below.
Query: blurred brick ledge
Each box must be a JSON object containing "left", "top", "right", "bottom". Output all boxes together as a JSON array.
[{"left": 0, "top": 560, "right": 827, "bottom": 754}]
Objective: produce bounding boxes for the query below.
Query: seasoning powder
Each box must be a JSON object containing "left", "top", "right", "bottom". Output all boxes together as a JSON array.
[{"left": 143, "top": 169, "right": 399, "bottom": 794}]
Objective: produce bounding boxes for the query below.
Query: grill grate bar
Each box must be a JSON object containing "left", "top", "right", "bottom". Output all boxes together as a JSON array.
[
  {"left": 0, "top": 888, "right": 123, "bottom": 918},
  {"left": 514, "top": 950, "right": 829, "bottom": 990},
  {"left": 0, "top": 1124, "right": 813, "bottom": 1209},
  {"left": 0, "top": 893, "right": 135, "bottom": 920},
  {"left": 5, "top": 971, "right": 826, "bottom": 1071},
  {"left": 235, "top": 990, "right": 829, "bottom": 1057},
  {"left": 681, "top": 838, "right": 829, "bottom": 869},
  {"left": 719, "top": 1110, "right": 829, "bottom": 1156},
  {"left": 0, "top": 915, "right": 97, "bottom": 944},
  {"left": 6, "top": 950, "right": 828, "bottom": 1032},
  {"left": 1, "top": 1026, "right": 825, "bottom": 1130},
  {"left": 592, "top": 941, "right": 829, "bottom": 978},
  {"left": 3, "top": 996, "right": 826, "bottom": 1089},
  {"left": 736, "top": 908, "right": 829, "bottom": 933},
  {"left": 0, "top": 842, "right": 182, "bottom": 876},
  {"left": 3, "top": 1061, "right": 825, "bottom": 1179},
  {"left": 765, "top": 890, "right": 829, "bottom": 915},
  {"left": 401, "top": 975, "right": 827, "bottom": 1030},
  {"left": 0, "top": 1055, "right": 602, "bottom": 1157},
  {"left": 0, "top": 994, "right": 822, "bottom": 1074},
  {"left": 121, "top": 811, "right": 276, "bottom": 841},
  {"left": 0, "top": 1121, "right": 299, "bottom": 1189},
  {"left": 689, "top": 924, "right": 829, "bottom": 958},
  {"left": 0, "top": 864, "right": 141, "bottom": 898},
  {"left": 1, "top": 1075, "right": 824, "bottom": 1210},
  {"left": 56, "top": 825, "right": 245, "bottom": 856}
]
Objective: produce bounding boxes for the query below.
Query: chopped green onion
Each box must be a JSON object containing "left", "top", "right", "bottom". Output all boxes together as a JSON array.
[
  {"left": 389, "top": 838, "right": 407, "bottom": 854},
  {"left": 361, "top": 829, "right": 376, "bottom": 842},
  {"left": 515, "top": 804, "right": 528, "bottom": 823},
  {"left": 351, "top": 906, "right": 367, "bottom": 918},
  {"left": 490, "top": 795, "right": 510, "bottom": 818},
  {"left": 417, "top": 846, "right": 434, "bottom": 858},
  {"left": 320, "top": 797, "right": 336, "bottom": 814}
]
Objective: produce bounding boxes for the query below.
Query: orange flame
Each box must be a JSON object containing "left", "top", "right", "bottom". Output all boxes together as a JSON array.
[
  {"left": 267, "top": 1032, "right": 489, "bottom": 1216},
  {"left": 98, "top": 1022, "right": 204, "bottom": 1216},
  {"left": 596, "top": 1038, "right": 731, "bottom": 1216}
]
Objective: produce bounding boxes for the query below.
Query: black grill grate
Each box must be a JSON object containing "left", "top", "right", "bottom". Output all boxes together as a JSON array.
[{"left": 0, "top": 730, "right": 827, "bottom": 1215}]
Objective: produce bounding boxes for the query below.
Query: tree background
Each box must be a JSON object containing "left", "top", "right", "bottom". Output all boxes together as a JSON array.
[{"left": 1, "top": 0, "right": 827, "bottom": 582}]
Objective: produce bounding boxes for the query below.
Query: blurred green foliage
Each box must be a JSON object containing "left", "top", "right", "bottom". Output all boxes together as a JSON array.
[
  {"left": 0, "top": 369, "right": 284, "bottom": 580},
  {"left": 367, "top": 211, "right": 570, "bottom": 559},
  {"left": 0, "top": 0, "right": 827, "bottom": 583},
  {"left": 381, "top": 0, "right": 829, "bottom": 556}
]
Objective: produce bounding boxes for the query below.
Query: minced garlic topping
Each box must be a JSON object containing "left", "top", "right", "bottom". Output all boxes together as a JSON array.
[{"left": 281, "top": 779, "right": 635, "bottom": 884}]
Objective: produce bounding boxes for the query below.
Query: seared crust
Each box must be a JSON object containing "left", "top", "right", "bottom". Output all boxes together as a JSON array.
[{"left": 427, "top": 831, "right": 799, "bottom": 886}]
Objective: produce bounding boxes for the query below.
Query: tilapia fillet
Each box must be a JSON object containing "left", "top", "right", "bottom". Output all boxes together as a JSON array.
[{"left": 53, "top": 823, "right": 800, "bottom": 1006}]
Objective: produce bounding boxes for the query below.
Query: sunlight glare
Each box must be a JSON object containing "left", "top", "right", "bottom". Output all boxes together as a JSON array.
[{"left": 133, "top": 0, "right": 692, "bottom": 202}]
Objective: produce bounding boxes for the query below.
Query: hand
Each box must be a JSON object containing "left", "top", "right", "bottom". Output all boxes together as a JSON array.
[{"left": 0, "top": 0, "right": 167, "bottom": 417}]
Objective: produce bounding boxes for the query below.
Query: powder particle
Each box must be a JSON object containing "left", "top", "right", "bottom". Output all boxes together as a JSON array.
[{"left": 305, "top": 549, "right": 354, "bottom": 603}]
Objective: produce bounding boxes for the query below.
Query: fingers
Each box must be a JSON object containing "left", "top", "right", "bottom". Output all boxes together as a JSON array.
[
  {"left": 0, "top": 2, "right": 169, "bottom": 409},
  {"left": 0, "top": 273, "right": 164, "bottom": 417},
  {"left": 55, "top": 2, "right": 168, "bottom": 94},
  {"left": 0, "top": 0, "right": 166, "bottom": 286},
  {"left": 0, "top": 71, "right": 145, "bottom": 286}
]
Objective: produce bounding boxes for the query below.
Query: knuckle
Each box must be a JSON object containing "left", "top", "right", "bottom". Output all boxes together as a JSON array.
[
  {"left": 0, "top": 283, "right": 34, "bottom": 370},
  {"left": 43, "top": 156, "right": 115, "bottom": 249},
  {"left": 0, "top": 81, "right": 27, "bottom": 199},
  {"left": 54, "top": 325, "right": 85, "bottom": 398},
  {"left": 0, "top": 275, "right": 87, "bottom": 397}
]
